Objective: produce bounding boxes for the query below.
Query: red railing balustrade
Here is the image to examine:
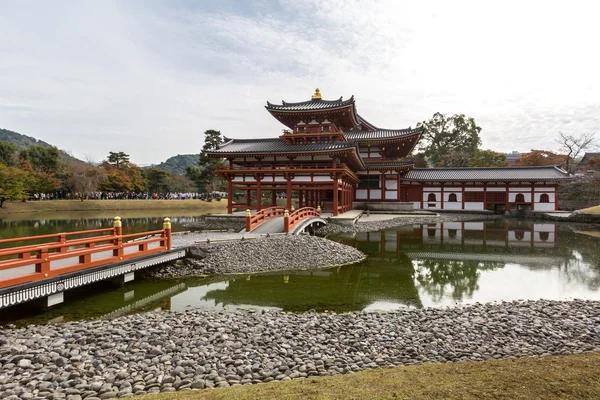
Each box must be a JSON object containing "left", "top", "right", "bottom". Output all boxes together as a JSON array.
[{"left": 0, "top": 217, "right": 172, "bottom": 289}]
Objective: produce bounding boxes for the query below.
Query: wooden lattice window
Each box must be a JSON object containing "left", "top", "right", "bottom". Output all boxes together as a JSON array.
[
  {"left": 487, "top": 192, "right": 507, "bottom": 203},
  {"left": 464, "top": 192, "right": 484, "bottom": 202},
  {"left": 540, "top": 194, "right": 550, "bottom": 203},
  {"left": 427, "top": 193, "right": 436, "bottom": 202},
  {"left": 515, "top": 193, "right": 525, "bottom": 202},
  {"left": 448, "top": 193, "right": 457, "bottom": 202}
]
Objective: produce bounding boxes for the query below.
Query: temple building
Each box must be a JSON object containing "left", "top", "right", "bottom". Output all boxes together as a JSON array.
[{"left": 208, "top": 89, "right": 570, "bottom": 215}]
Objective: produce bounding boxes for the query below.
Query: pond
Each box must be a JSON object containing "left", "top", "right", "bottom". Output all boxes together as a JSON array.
[{"left": 1, "top": 215, "right": 600, "bottom": 325}]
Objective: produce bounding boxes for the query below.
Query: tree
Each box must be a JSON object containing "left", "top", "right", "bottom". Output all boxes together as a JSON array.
[
  {"left": 417, "top": 113, "right": 482, "bottom": 167},
  {"left": 468, "top": 149, "right": 508, "bottom": 167},
  {"left": 514, "top": 150, "right": 564, "bottom": 167},
  {"left": 19, "top": 145, "right": 61, "bottom": 174},
  {"left": 556, "top": 132, "right": 596, "bottom": 173},
  {"left": 62, "top": 159, "right": 105, "bottom": 199},
  {"left": 192, "top": 129, "right": 224, "bottom": 192},
  {"left": 0, "top": 141, "right": 16, "bottom": 166},
  {"left": 145, "top": 168, "right": 170, "bottom": 193},
  {"left": 106, "top": 151, "right": 130, "bottom": 170},
  {"left": 0, "top": 164, "right": 28, "bottom": 207}
]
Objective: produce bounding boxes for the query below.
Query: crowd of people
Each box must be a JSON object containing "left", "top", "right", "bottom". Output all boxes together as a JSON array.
[{"left": 29, "top": 191, "right": 227, "bottom": 201}]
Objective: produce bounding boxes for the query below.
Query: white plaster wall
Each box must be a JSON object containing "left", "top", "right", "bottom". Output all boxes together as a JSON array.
[
  {"left": 509, "top": 192, "right": 532, "bottom": 202},
  {"left": 535, "top": 187, "right": 555, "bottom": 192},
  {"left": 534, "top": 203, "right": 554, "bottom": 211},
  {"left": 444, "top": 202, "right": 462, "bottom": 210},
  {"left": 411, "top": 202, "right": 420, "bottom": 209},
  {"left": 509, "top": 187, "right": 531, "bottom": 192},
  {"left": 356, "top": 189, "right": 368, "bottom": 200},
  {"left": 386, "top": 180, "right": 398, "bottom": 190},
  {"left": 425, "top": 202, "right": 441, "bottom": 209},
  {"left": 293, "top": 177, "right": 311, "bottom": 182},
  {"left": 385, "top": 191, "right": 398, "bottom": 200},
  {"left": 443, "top": 192, "right": 462, "bottom": 202},
  {"left": 534, "top": 193, "right": 556, "bottom": 202},
  {"left": 369, "top": 190, "right": 382, "bottom": 200},
  {"left": 464, "top": 202, "right": 484, "bottom": 210},
  {"left": 486, "top": 187, "right": 506, "bottom": 192},
  {"left": 313, "top": 176, "right": 332, "bottom": 181},
  {"left": 465, "top": 187, "right": 484, "bottom": 192}
]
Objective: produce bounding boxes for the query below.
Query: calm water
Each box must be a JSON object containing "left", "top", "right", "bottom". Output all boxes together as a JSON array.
[{"left": 1, "top": 215, "right": 600, "bottom": 325}]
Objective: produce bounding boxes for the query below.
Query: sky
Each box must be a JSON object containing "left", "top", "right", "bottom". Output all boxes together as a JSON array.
[{"left": 1, "top": 0, "right": 599, "bottom": 165}]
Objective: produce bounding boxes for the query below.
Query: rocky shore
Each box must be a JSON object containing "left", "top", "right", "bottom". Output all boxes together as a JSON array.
[
  {"left": 317, "top": 212, "right": 499, "bottom": 234},
  {"left": 184, "top": 217, "right": 244, "bottom": 232},
  {"left": 143, "top": 235, "right": 366, "bottom": 279},
  {"left": 1, "top": 300, "right": 598, "bottom": 399}
]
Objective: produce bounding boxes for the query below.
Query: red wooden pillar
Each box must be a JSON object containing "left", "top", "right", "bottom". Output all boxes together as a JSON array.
[
  {"left": 286, "top": 175, "right": 292, "bottom": 211},
  {"left": 227, "top": 178, "right": 233, "bottom": 214},
  {"left": 246, "top": 189, "right": 251, "bottom": 207},
  {"left": 555, "top": 184, "right": 558, "bottom": 210},
  {"left": 483, "top": 182, "right": 487, "bottom": 211},
  {"left": 256, "top": 178, "right": 262, "bottom": 212},
  {"left": 333, "top": 174, "right": 339, "bottom": 216},
  {"left": 441, "top": 184, "right": 445, "bottom": 210},
  {"left": 271, "top": 189, "right": 277, "bottom": 207},
  {"left": 461, "top": 184, "right": 465, "bottom": 210},
  {"left": 531, "top": 183, "right": 535, "bottom": 210}
]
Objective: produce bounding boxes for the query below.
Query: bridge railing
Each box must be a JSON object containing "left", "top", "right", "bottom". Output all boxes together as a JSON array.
[
  {"left": 246, "top": 206, "right": 287, "bottom": 232},
  {"left": 284, "top": 207, "right": 321, "bottom": 233},
  {"left": 0, "top": 217, "right": 172, "bottom": 289}
]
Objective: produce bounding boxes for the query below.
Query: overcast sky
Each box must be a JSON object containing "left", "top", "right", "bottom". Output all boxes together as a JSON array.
[{"left": 1, "top": 0, "right": 599, "bottom": 165}]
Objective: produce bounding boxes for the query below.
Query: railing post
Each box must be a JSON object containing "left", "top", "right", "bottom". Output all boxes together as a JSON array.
[
  {"left": 246, "top": 209, "right": 252, "bottom": 232},
  {"left": 37, "top": 246, "right": 50, "bottom": 277},
  {"left": 284, "top": 209, "right": 290, "bottom": 233},
  {"left": 113, "top": 216, "right": 123, "bottom": 260},
  {"left": 163, "top": 217, "right": 172, "bottom": 250},
  {"left": 317, "top": 206, "right": 321, "bottom": 216},
  {"left": 57, "top": 233, "right": 67, "bottom": 253}
]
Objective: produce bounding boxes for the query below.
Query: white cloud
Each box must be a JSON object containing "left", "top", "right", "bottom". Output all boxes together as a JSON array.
[{"left": 0, "top": 0, "right": 598, "bottom": 164}]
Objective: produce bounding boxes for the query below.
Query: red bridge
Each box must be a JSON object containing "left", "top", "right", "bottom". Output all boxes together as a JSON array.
[
  {"left": 245, "top": 206, "right": 326, "bottom": 234},
  {"left": 0, "top": 217, "right": 186, "bottom": 309}
]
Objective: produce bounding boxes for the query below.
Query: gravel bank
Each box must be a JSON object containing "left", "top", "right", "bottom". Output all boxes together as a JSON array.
[
  {"left": 184, "top": 218, "right": 244, "bottom": 232},
  {"left": 1, "top": 300, "right": 598, "bottom": 398},
  {"left": 317, "top": 213, "right": 499, "bottom": 234},
  {"left": 144, "top": 235, "right": 366, "bottom": 278}
]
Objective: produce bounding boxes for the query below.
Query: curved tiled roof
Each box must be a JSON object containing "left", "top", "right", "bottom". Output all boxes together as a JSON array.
[
  {"left": 345, "top": 127, "right": 424, "bottom": 141},
  {"left": 209, "top": 137, "right": 357, "bottom": 154},
  {"left": 403, "top": 166, "right": 570, "bottom": 181},
  {"left": 265, "top": 96, "right": 355, "bottom": 111},
  {"left": 364, "top": 161, "right": 415, "bottom": 169}
]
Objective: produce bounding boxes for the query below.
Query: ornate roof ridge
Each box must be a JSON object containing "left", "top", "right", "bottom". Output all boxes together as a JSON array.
[{"left": 265, "top": 95, "right": 355, "bottom": 109}]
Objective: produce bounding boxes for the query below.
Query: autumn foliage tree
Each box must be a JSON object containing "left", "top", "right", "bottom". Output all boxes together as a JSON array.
[
  {"left": 468, "top": 150, "right": 508, "bottom": 167},
  {"left": 514, "top": 150, "right": 565, "bottom": 167}
]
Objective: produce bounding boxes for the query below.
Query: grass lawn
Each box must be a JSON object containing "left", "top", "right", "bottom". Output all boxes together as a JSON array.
[
  {"left": 0, "top": 199, "right": 227, "bottom": 216},
  {"left": 141, "top": 352, "right": 600, "bottom": 400}
]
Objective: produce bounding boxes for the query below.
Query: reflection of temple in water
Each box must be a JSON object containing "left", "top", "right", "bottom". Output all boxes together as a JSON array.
[
  {"left": 341, "top": 220, "right": 566, "bottom": 266},
  {"left": 200, "top": 220, "right": 586, "bottom": 311}
]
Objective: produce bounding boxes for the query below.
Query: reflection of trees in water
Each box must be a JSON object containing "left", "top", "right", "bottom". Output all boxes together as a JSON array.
[{"left": 414, "top": 259, "right": 501, "bottom": 302}]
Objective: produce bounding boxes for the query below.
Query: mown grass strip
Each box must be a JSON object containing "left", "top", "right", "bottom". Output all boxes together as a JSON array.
[{"left": 140, "top": 352, "right": 600, "bottom": 400}]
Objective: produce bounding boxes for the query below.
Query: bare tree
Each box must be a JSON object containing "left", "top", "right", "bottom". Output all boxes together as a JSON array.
[{"left": 556, "top": 132, "right": 596, "bottom": 173}]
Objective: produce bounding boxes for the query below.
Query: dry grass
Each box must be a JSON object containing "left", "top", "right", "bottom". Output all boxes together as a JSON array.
[
  {"left": 0, "top": 200, "right": 227, "bottom": 216},
  {"left": 141, "top": 352, "right": 600, "bottom": 400},
  {"left": 577, "top": 205, "right": 600, "bottom": 215}
]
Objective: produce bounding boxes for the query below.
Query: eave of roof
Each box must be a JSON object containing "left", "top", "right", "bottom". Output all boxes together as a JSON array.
[
  {"left": 345, "top": 127, "right": 424, "bottom": 142},
  {"left": 402, "top": 166, "right": 571, "bottom": 181}
]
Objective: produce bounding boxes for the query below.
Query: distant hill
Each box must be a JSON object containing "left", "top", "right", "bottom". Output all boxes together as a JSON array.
[
  {"left": 149, "top": 154, "right": 198, "bottom": 175},
  {"left": 0, "top": 128, "right": 81, "bottom": 163}
]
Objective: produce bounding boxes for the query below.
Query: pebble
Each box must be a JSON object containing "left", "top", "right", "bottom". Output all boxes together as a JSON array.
[
  {"left": 143, "top": 235, "right": 365, "bottom": 278},
  {"left": 0, "top": 300, "right": 598, "bottom": 398}
]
